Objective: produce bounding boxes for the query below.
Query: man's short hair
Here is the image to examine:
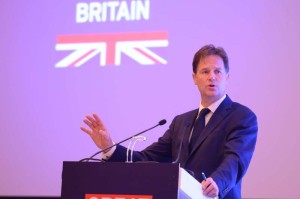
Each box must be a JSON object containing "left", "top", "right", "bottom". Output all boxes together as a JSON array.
[{"left": 192, "top": 44, "right": 229, "bottom": 73}]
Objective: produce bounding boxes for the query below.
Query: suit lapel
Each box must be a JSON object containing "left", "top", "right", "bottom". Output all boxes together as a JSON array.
[
  {"left": 179, "top": 110, "right": 198, "bottom": 167},
  {"left": 189, "top": 96, "right": 233, "bottom": 156}
]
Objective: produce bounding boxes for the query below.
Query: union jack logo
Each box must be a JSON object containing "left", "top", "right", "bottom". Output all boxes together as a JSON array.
[{"left": 55, "top": 32, "right": 168, "bottom": 67}]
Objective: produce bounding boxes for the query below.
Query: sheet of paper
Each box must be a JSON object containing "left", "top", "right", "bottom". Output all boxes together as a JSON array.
[{"left": 179, "top": 168, "right": 212, "bottom": 199}]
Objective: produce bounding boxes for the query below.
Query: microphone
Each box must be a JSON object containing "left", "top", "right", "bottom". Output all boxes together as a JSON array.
[
  {"left": 159, "top": 119, "right": 167, "bottom": 125},
  {"left": 79, "top": 119, "right": 167, "bottom": 162},
  {"left": 172, "top": 121, "right": 191, "bottom": 164}
]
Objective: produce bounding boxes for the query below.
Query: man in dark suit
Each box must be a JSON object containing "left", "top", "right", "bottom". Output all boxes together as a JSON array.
[{"left": 80, "top": 44, "right": 258, "bottom": 199}]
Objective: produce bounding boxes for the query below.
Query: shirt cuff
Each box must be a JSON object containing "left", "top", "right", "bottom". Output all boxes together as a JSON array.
[{"left": 100, "top": 144, "right": 116, "bottom": 160}]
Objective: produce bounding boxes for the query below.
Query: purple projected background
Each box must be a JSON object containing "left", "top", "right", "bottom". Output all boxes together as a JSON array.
[{"left": 1, "top": 0, "right": 299, "bottom": 198}]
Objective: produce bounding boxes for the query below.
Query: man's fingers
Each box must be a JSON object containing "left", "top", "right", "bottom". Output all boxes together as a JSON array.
[
  {"left": 202, "top": 178, "right": 212, "bottom": 189},
  {"left": 84, "top": 114, "right": 106, "bottom": 130},
  {"left": 202, "top": 178, "right": 219, "bottom": 198},
  {"left": 93, "top": 113, "right": 102, "bottom": 125},
  {"left": 93, "top": 113, "right": 107, "bottom": 130},
  {"left": 205, "top": 185, "right": 215, "bottom": 197},
  {"left": 83, "top": 118, "right": 95, "bottom": 130},
  {"left": 86, "top": 115, "right": 97, "bottom": 126},
  {"left": 80, "top": 126, "right": 92, "bottom": 135},
  {"left": 80, "top": 113, "right": 112, "bottom": 150}
]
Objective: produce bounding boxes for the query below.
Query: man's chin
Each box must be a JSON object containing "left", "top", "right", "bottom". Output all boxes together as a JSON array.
[
  {"left": 203, "top": 93, "right": 223, "bottom": 101},
  {"left": 206, "top": 92, "right": 220, "bottom": 98}
]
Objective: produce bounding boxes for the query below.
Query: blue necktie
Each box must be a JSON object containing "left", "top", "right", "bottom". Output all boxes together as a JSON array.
[{"left": 189, "top": 108, "right": 210, "bottom": 152}]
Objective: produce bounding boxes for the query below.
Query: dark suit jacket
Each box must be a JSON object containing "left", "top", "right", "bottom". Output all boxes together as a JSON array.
[{"left": 110, "top": 95, "right": 258, "bottom": 199}]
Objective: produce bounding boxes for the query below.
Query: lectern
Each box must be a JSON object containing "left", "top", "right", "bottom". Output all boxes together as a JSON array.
[{"left": 61, "top": 161, "right": 209, "bottom": 199}]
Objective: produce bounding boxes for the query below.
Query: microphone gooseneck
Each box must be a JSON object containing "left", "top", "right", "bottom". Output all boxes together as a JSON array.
[{"left": 79, "top": 119, "right": 167, "bottom": 162}]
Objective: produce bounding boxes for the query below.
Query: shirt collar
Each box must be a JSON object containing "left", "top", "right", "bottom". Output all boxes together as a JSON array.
[{"left": 199, "top": 94, "right": 226, "bottom": 114}]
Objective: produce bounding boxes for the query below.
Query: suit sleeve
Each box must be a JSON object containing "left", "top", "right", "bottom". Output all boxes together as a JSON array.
[
  {"left": 210, "top": 107, "right": 258, "bottom": 198},
  {"left": 109, "top": 116, "right": 181, "bottom": 162}
]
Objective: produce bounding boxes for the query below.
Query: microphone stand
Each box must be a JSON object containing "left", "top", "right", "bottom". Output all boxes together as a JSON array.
[
  {"left": 79, "top": 119, "right": 166, "bottom": 162},
  {"left": 128, "top": 136, "right": 147, "bottom": 163}
]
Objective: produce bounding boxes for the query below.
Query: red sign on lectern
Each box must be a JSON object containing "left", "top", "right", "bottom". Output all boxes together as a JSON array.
[{"left": 85, "top": 194, "right": 153, "bottom": 199}]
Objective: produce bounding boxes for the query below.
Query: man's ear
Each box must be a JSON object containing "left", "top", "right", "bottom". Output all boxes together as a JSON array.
[
  {"left": 226, "top": 73, "right": 230, "bottom": 80},
  {"left": 192, "top": 73, "right": 197, "bottom": 84}
]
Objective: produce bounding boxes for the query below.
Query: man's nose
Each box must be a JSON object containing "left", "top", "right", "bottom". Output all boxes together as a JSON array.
[{"left": 208, "top": 71, "right": 216, "bottom": 80}]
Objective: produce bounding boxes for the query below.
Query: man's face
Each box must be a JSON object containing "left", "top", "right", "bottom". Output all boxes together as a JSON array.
[{"left": 192, "top": 55, "right": 229, "bottom": 106}]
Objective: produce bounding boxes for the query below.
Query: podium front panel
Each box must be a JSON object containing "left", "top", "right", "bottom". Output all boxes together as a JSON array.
[{"left": 61, "top": 161, "right": 180, "bottom": 199}]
